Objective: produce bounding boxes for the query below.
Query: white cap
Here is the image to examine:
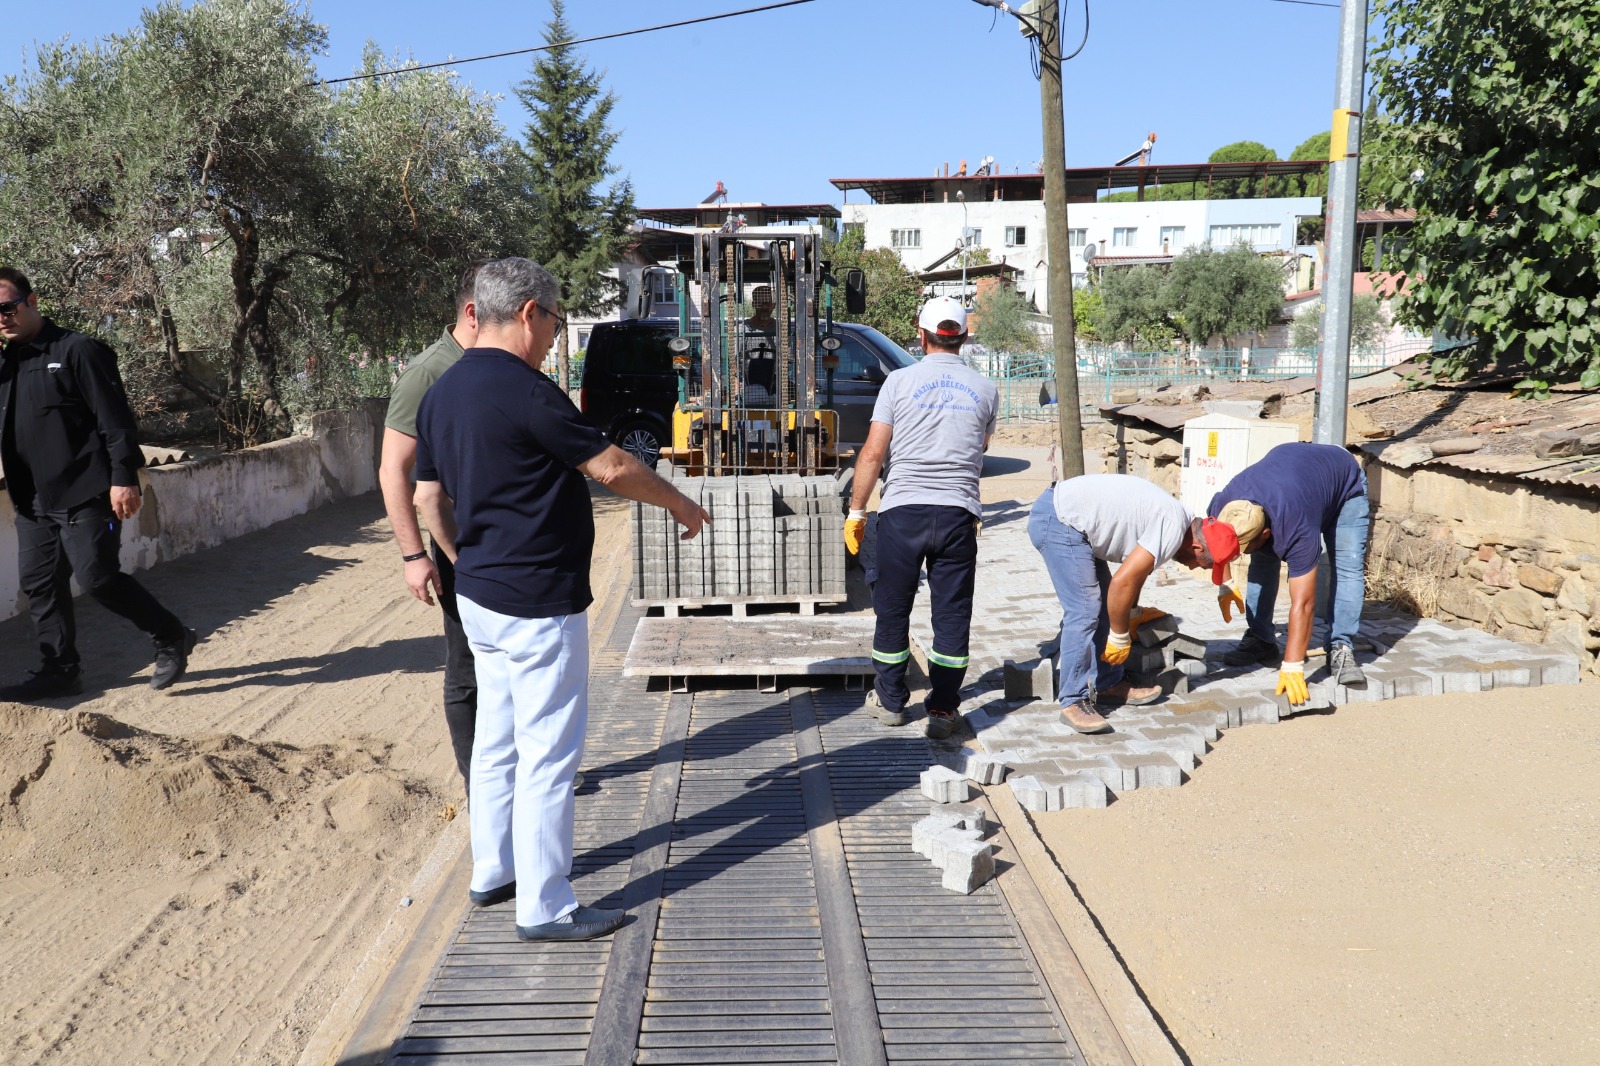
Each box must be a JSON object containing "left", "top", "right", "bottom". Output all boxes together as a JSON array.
[{"left": 917, "top": 295, "right": 967, "bottom": 338}]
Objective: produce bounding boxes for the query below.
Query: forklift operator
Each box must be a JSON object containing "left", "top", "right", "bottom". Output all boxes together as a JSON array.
[{"left": 846, "top": 296, "right": 998, "bottom": 739}]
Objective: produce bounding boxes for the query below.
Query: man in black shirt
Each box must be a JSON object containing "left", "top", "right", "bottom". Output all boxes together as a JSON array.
[
  {"left": 0, "top": 268, "right": 195, "bottom": 700},
  {"left": 415, "top": 257, "right": 709, "bottom": 943}
]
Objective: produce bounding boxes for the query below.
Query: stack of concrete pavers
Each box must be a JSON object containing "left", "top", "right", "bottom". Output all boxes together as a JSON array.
[
  {"left": 911, "top": 797, "right": 994, "bottom": 894},
  {"left": 631, "top": 473, "right": 845, "bottom": 603}
]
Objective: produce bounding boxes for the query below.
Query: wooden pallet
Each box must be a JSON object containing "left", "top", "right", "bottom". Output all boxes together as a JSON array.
[
  {"left": 632, "top": 593, "right": 847, "bottom": 619},
  {"left": 622, "top": 616, "right": 874, "bottom": 693}
]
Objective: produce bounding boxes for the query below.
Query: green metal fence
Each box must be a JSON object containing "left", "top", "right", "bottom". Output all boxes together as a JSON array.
[{"left": 974, "top": 338, "right": 1436, "bottom": 419}]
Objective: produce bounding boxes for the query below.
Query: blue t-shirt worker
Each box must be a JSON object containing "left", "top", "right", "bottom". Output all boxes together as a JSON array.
[
  {"left": 1207, "top": 442, "right": 1370, "bottom": 705},
  {"left": 414, "top": 257, "right": 710, "bottom": 944}
]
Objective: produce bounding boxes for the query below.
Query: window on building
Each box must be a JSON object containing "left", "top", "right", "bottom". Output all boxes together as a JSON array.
[
  {"left": 1067, "top": 228, "right": 1085, "bottom": 247},
  {"left": 1159, "top": 226, "right": 1186, "bottom": 250},
  {"left": 1112, "top": 227, "right": 1138, "bottom": 248},
  {"left": 1006, "top": 225, "right": 1029, "bottom": 246},
  {"left": 891, "top": 228, "right": 921, "bottom": 250},
  {"left": 964, "top": 228, "right": 982, "bottom": 248},
  {"left": 1207, "top": 223, "right": 1282, "bottom": 247}
]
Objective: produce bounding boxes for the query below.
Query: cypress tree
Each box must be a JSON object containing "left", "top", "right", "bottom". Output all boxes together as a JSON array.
[{"left": 516, "top": 0, "right": 635, "bottom": 388}]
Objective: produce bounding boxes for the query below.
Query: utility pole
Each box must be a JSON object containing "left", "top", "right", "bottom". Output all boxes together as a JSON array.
[
  {"left": 1037, "top": 0, "right": 1084, "bottom": 477},
  {"left": 1313, "top": 0, "right": 1370, "bottom": 447},
  {"left": 969, "top": 0, "right": 1083, "bottom": 477}
]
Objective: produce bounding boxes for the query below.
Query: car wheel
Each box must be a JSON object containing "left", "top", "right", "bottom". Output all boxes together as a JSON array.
[{"left": 615, "top": 420, "right": 664, "bottom": 465}]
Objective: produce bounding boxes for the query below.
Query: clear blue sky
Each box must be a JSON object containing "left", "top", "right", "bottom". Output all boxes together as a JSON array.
[{"left": 3, "top": 0, "right": 1349, "bottom": 208}]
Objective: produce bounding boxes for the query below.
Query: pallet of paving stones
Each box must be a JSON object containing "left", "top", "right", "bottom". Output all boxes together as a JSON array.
[{"left": 631, "top": 473, "right": 847, "bottom": 607}]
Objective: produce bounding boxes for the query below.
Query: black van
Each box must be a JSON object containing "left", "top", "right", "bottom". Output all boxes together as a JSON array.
[{"left": 578, "top": 318, "right": 917, "bottom": 464}]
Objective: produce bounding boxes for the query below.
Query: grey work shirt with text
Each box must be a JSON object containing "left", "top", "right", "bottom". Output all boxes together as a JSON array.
[{"left": 870, "top": 352, "right": 997, "bottom": 517}]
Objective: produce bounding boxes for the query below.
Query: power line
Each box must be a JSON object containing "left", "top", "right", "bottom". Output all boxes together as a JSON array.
[
  {"left": 1268, "top": 0, "right": 1341, "bottom": 8},
  {"left": 319, "top": 0, "right": 817, "bottom": 86}
]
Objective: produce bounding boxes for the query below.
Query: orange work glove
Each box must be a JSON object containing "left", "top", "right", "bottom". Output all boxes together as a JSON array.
[
  {"left": 844, "top": 509, "right": 867, "bottom": 555},
  {"left": 1127, "top": 606, "right": 1167, "bottom": 641},
  {"left": 1100, "top": 629, "right": 1132, "bottom": 666},
  {"left": 1218, "top": 585, "right": 1245, "bottom": 623},
  {"left": 1275, "top": 661, "right": 1309, "bottom": 705}
]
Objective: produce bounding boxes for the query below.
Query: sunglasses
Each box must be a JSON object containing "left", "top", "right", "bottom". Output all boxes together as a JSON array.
[{"left": 0, "top": 298, "right": 28, "bottom": 317}]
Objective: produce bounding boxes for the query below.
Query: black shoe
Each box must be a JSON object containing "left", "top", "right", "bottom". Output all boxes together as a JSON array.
[
  {"left": 0, "top": 666, "right": 84, "bottom": 702},
  {"left": 924, "top": 709, "right": 959, "bottom": 740},
  {"left": 1222, "top": 631, "right": 1281, "bottom": 667},
  {"left": 470, "top": 881, "right": 516, "bottom": 907},
  {"left": 517, "top": 904, "right": 625, "bottom": 942},
  {"left": 151, "top": 628, "right": 197, "bottom": 690}
]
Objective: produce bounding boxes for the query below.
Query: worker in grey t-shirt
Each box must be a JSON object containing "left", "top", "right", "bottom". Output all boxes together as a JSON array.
[
  {"left": 846, "top": 296, "right": 998, "bottom": 739},
  {"left": 1026, "top": 474, "right": 1241, "bottom": 733}
]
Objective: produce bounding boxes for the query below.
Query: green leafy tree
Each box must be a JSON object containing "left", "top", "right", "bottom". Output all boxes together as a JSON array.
[
  {"left": 1164, "top": 243, "right": 1285, "bottom": 347},
  {"left": 1209, "top": 140, "right": 1281, "bottom": 198},
  {"left": 826, "top": 228, "right": 923, "bottom": 347},
  {"left": 1289, "top": 293, "right": 1391, "bottom": 348},
  {"left": 1289, "top": 132, "right": 1331, "bottom": 198},
  {"left": 516, "top": 0, "right": 635, "bottom": 389},
  {"left": 1370, "top": 0, "right": 1600, "bottom": 391},
  {"left": 973, "top": 282, "right": 1038, "bottom": 352},
  {"left": 1099, "top": 266, "right": 1178, "bottom": 348},
  {"left": 1072, "top": 286, "right": 1104, "bottom": 342}
]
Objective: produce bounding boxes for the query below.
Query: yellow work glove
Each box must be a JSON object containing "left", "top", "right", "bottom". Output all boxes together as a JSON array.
[
  {"left": 1127, "top": 606, "right": 1167, "bottom": 641},
  {"left": 844, "top": 509, "right": 867, "bottom": 556},
  {"left": 1218, "top": 585, "right": 1245, "bottom": 623},
  {"left": 1275, "top": 660, "right": 1309, "bottom": 705},
  {"left": 1100, "top": 629, "right": 1132, "bottom": 666}
]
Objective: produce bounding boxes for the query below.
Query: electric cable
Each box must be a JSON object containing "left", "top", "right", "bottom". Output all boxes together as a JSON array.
[{"left": 319, "top": 0, "right": 816, "bottom": 85}]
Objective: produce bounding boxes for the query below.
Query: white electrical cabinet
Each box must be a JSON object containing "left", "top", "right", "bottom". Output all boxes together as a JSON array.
[{"left": 1179, "top": 413, "right": 1300, "bottom": 517}]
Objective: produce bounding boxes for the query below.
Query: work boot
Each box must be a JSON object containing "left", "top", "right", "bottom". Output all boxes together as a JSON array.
[
  {"left": 1096, "top": 679, "right": 1162, "bottom": 708},
  {"left": 1330, "top": 643, "right": 1366, "bottom": 686},
  {"left": 1059, "top": 701, "right": 1112, "bottom": 735},
  {"left": 151, "top": 627, "right": 198, "bottom": 690},
  {"left": 924, "top": 709, "right": 959, "bottom": 741},
  {"left": 0, "top": 665, "right": 84, "bottom": 702},
  {"left": 1222, "top": 630, "right": 1281, "bottom": 667},
  {"left": 866, "top": 689, "right": 907, "bottom": 728}
]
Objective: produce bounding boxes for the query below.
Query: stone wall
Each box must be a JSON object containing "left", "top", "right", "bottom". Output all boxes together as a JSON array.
[
  {"left": 0, "top": 400, "right": 386, "bottom": 620},
  {"left": 1364, "top": 460, "right": 1600, "bottom": 675},
  {"left": 1087, "top": 418, "right": 1183, "bottom": 496}
]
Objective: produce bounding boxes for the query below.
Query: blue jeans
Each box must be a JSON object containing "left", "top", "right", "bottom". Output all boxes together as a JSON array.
[
  {"left": 1027, "top": 490, "right": 1123, "bottom": 706},
  {"left": 1245, "top": 480, "right": 1370, "bottom": 652}
]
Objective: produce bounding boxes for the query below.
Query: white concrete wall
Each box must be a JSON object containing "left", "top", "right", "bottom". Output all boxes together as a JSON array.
[
  {"left": 0, "top": 400, "right": 385, "bottom": 620},
  {"left": 839, "top": 195, "right": 1322, "bottom": 313}
]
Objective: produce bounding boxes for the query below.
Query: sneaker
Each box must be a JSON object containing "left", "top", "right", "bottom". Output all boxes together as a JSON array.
[
  {"left": 1096, "top": 680, "right": 1162, "bottom": 707},
  {"left": 867, "top": 689, "right": 907, "bottom": 728},
  {"left": 1059, "top": 701, "right": 1112, "bottom": 735},
  {"left": 151, "top": 627, "right": 198, "bottom": 690},
  {"left": 1330, "top": 643, "right": 1366, "bottom": 686},
  {"left": 0, "top": 665, "right": 84, "bottom": 702},
  {"left": 1222, "top": 631, "right": 1282, "bottom": 667},
  {"left": 924, "top": 709, "right": 959, "bottom": 740}
]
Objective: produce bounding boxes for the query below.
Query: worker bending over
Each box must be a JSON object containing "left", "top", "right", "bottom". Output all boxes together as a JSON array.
[
  {"left": 1029, "top": 474, "right": 1238, "bottom": 733},
  {"left": 1208, "top": 442, "right": 1370, "bottom": 706},
  {"left": 846, "top": 297, "right": 998, "bottom": 739}
]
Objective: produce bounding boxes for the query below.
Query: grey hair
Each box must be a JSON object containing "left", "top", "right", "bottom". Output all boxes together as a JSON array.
[{"left": 474, "top": 257, "right": 560, "bottom": 327}]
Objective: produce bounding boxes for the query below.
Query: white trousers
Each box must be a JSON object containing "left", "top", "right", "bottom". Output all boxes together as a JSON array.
[{"left": 456, "top": 595, "right": 588, "bottom": 926}]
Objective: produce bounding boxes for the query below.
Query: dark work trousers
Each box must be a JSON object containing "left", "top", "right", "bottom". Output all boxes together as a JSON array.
[
  {"left": 16, "top": 497, "right": 184, "bottom": 671},
  {"left": 435, "top": 543, "right": 478, "bottom": 797},
  {"left": 871, "top": 504, "right": 979, "bottom": 714}
]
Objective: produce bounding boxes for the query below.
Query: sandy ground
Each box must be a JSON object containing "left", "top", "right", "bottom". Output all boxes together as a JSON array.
[
  {"left": 0, "top": 488, "right": 631, "bottom": 1065},
  {"left": 1035, "top": 638, "right": 1600, "bottom": 1065}
]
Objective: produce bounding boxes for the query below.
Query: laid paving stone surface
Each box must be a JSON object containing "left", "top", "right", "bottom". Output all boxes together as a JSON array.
[{"left": 908, "top": 502, "right": 1581, "bottom": 811}]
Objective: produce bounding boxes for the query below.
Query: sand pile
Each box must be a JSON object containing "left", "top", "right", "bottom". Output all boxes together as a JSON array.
[{"left": 0, "top": 705, "right": 440, "bottom": 1065}]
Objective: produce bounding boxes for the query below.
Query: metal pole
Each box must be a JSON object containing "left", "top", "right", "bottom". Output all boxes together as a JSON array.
[
  {"left": 1039, "top": 0, "right": 1084, "bottom": 477},
  {"left": 1313, "top": 0, "right": 1369, "bottom": 447},
  {"left": 958, "top": 191, "right": 968, "bottom": 308}
]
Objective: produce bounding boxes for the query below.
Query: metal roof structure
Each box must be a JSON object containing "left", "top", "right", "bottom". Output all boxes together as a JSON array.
[
  {"left": 917, "top": 261, "right": 1023, "bottom": 284},
  {"left": 635, "top": 202, "right": 841, "bottom": 228},
  {"left": 831, "top": 160, "right": 1328, "bottom": 205}
]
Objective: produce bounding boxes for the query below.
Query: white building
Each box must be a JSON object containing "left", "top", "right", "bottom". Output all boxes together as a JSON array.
[{"left": 831, "top": 163, "right": 1326, "bottom": 313}]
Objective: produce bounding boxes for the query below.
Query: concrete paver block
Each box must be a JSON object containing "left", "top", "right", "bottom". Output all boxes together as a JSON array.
[
  {"left": 946, "top": 744, "right": 1010, "bottom": 785},
  {"left": 1232, "top": 695, "right": 1281, "bottom": 726},
  {"left": 1134, "top": 613, "right": 1180, "bottom": 648},
  {"left": 920, "top": 765, "right": 974, "bottom": 803},
  {"left": 1155, "top": 665, "right": 1191, "bottom": 697},
  {"left": 1008, "top": 774, "right": 1067, "bottom": 812},
  {"left": 1116, "top": 753, "right": 1184, "bottom": 788},
  {"left": 1168, "top": 633, "right": 1210, "bottom": 660},
  {"left": 1060, "top": 772, "right": 1110, "bottom": 808},
  {"left": 1541, "top": 658, "right": 1582, "bottom": 686},
  {"left": 1003, "top": 657, "right": 1054, "bottom": 702},
  {"left": 939, "top": 836, "right": 996, "bottom": 894},
  {"left": 1487, "top": 661, "right": 1533, "bottom": 688}
]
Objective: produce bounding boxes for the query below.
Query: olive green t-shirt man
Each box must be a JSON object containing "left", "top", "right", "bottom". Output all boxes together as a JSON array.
[{"left": 385, "top": 329, "right": 465, "bottom": 436}]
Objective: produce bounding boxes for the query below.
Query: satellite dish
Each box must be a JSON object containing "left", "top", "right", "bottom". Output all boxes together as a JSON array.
[{"left": 1082, "top": 242, "right": 1098, "bottom": 264}]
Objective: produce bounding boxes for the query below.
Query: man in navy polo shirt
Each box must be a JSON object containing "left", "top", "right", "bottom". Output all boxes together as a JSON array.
[
  {"left": 1207, "top": 442, "right": 1370, "bottom": 707},
  {"left": 415, "top": 257, "right": 709, "bottom": 943}
]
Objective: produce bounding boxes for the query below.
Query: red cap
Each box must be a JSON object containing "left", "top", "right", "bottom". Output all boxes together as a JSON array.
[{"left": 1200, "top": 517, "right": 1241, "bottom": 585}]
